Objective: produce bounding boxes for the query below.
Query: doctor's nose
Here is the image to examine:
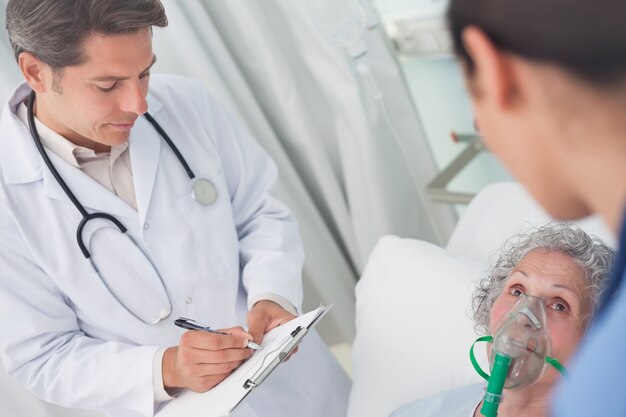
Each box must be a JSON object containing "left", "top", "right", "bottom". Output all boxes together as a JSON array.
[{"left": 120, "top": 80, "right": 149, "bottom": 115}]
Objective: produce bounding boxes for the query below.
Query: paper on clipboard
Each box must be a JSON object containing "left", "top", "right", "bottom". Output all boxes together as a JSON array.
[{"left": 156, "top": 304, "right": 332, "bottom": 417}]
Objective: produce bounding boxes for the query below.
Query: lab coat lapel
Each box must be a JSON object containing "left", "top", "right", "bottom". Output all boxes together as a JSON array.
[
  {"left": 41, "top": 152, "right": 138, "bottom": 221},
  {"left": 0, "top": 84, "right": 137, "bottom": 221},
  {"left": 128, "top": 113, "right": 161, "bottom": 227},
  {"left": 0, "top": 84, "right": 45, "bottom": 185},
  {"left": 3, "top": 82, "right": 165, "bottom": 225}
]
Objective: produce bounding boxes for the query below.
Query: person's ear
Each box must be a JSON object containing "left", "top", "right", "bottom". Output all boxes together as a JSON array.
[
  {"left": 462, "top": 26, "right": 518, "bottom": 110},
  {"left": 18, "top": 52, "right": 49, "bottom": 93}
]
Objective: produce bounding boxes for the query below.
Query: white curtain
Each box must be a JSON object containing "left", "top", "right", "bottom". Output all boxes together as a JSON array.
[{"left": 152, "top": 0, "right": 457, "bottom": 345}]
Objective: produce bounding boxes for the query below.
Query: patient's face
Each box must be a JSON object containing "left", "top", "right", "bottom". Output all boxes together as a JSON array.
[{"left": 489, "top": 249, "right": 589, "bottom": 383}]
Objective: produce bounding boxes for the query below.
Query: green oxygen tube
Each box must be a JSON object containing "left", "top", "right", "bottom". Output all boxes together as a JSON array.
[{"left": 480, "top": 352, "right": 511, "bottom": 417}]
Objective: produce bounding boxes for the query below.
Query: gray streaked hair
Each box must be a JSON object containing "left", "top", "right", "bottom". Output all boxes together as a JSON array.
[
  {"left": 6, "top": 0, "right": 167, "bottom": 70},
  {"left": 472, "top": 222, "right": 616, "bottom": 334}
]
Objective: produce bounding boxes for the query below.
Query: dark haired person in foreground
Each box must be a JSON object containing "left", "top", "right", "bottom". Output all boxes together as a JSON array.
[{"left": 446, "top": 0, "right": 626, "bottom": 415}]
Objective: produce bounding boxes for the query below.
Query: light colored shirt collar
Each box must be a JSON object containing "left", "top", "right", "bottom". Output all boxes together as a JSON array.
[{"left": 16, "top": 101, "right": 128, "bottom": 167}]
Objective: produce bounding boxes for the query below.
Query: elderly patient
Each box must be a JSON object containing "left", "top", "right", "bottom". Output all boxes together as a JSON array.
[{"left": 391, "top": 223, "right": 615, "bottom": 417}]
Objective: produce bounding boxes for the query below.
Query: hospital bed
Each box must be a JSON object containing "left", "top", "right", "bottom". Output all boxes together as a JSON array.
[{"left": 347, "top": 181, "right": 614, "bottom": 417}]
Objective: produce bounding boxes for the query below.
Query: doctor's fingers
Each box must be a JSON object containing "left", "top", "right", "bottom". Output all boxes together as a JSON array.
[
  {"left": 187, "top": 372, "right": 233, "bottom": 393},
  {"left": 180, "top": 327, "right": 252, "bottom": 350},
  {"left": 180, "top": 345, "right": 253, "bottom": 366},
  {"left": 183, "top": 360, "right": 246, "bottom": 379},
  {"left": 220, "top": 326, "right": 255, "bottom": 343},
  {"left": 247, "top": 301, "right": 295, "bottom": 343}
]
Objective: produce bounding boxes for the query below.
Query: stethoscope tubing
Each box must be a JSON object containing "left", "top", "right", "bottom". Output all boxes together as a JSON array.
[
  {"left": 25, "top": 90, "right": 205, "bottom": 325},
  {"left": 143, "top": 112, "right": 196, "bottom": 180},
  {"left": 27, "top": 91, "right": 199, "bottom": 258},
  {"left": 27, "top": 92, "right": 89, "bottom": 218}
]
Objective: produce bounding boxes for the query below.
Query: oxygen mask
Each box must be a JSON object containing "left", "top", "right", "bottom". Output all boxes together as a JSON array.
[{"left": 469, "top": 295, "right": 567, "bottom": 417}]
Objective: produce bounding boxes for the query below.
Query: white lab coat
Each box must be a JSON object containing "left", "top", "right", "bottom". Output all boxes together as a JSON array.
[{"left": 0, "top": 76, "right": 350, "bottom": 417}]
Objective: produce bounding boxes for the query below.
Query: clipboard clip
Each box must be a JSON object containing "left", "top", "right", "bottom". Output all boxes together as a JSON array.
[
  {"left": 243, "top": 326, "right": 306, "bottom": 389},
  {"left": 291, "top": 325, "right": 303, "bottom": 337},
  {"left": 243, "top": 380, "right": 257, "bottom": 389}
]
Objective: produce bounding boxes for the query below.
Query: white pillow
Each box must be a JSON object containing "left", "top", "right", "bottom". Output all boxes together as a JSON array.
[
  {"left": 446, "top": 182, "right": 616, "bottom": 261},
  {"left": 348, "top": 236, "right": 485, "bottom": 417}
]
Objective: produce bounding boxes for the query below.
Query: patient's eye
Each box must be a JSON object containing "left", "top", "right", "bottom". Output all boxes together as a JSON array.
[
  {"left": 550, "top": 299, "right": 570, "bottom": 313},
  {"left": 508, "top": 286, "right": 524, "bottom": 297}
]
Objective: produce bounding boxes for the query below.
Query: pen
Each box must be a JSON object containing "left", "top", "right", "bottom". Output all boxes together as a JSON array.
[{"left": 174, "top": 317, "right": 263, "bottom": 350}]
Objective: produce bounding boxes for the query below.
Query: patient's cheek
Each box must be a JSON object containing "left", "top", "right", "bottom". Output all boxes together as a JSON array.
[{"left": 550, "top": 322, "right": 584, "bottom": 363}]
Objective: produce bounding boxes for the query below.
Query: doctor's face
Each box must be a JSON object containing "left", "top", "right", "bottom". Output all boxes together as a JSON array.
[{"left": 33, "top": 28, "right": 155, "bottom": 151}]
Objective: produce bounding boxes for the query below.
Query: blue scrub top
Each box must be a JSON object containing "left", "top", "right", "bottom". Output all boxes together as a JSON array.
[{"left": 553, "top": 207, "right": 626, "bottom": 416}]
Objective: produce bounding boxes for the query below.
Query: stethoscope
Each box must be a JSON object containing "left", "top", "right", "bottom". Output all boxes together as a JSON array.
[{"left": 26, "top": 91, "right": 218, "bottom": 325}]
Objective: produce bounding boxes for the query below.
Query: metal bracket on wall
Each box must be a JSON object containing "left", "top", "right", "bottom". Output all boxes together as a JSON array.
[{"left": 427, "top": 139, "right": 485, "bottom": 205}]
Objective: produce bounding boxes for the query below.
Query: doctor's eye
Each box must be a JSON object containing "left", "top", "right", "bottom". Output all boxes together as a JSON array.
[{"left": 97, "top": 82, "right": 118, "bottom": 93}]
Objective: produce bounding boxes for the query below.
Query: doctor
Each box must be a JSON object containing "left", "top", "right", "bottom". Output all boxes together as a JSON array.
[{"left": 0, "top": 1, "right": 350, "bottom": 417}]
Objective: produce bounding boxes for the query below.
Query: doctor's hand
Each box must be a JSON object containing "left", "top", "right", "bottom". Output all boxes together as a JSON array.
[
  {"left": 247, "top": 300, "right": 296, "bottom": 345},
  {"left": 162, "top": 326, "right": 254, "bottom": 393}
]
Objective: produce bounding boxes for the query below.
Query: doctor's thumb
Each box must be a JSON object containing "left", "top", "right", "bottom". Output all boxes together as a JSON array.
[{"left": 247, "top": 317, "right": 266, "bottom": 345}]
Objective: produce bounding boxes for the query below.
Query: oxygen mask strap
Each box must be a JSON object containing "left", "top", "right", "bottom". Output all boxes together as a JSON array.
[
  {"left": 545, "top": 356, "right": 568, "bottom": 377},
  {"left": 470, "top": 335, "right": 493, "bottom": 381}
]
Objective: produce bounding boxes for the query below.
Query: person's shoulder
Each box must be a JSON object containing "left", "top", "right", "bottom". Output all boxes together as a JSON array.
[
  {"left": 147, "top": 74, "right": 226, "bottom": 121},
  {"left": 390, "top": 383, "right": 484, "bottom": 417},
  {"left": 552, "top": 279, "right": 626, "bottom": 416}
]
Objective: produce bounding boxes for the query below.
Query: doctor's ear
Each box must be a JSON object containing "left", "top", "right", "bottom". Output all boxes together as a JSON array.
[
  {"left": 18, "top": 52, "right": 52, "bottom": 94},
  {"left": 462, "top": 26, "right": 520, "bottom": 110}
]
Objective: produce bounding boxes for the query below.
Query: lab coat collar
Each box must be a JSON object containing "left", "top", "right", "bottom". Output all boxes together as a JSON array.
[
  {"left": 0, "top": 83, "right": 44, "bottom": 185},
  {"left": 128, "top": 113, "right": 161, "bottom": 226},
  {"left": 0, "top": 81, "right": 164, "bottom": 223}
]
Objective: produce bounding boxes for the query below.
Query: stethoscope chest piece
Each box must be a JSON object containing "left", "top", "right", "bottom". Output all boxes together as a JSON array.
[{"left": 192, "top": 178, "right": 218, "bottom": 205}]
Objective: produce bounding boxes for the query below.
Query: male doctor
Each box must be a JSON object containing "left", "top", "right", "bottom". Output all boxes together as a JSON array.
[{"left": 0, "top": 1, "right": 350, "bottom": 416}]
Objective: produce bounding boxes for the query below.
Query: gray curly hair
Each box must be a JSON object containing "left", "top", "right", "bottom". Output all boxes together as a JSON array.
[{"left": 472, "top": 222, "right": 615, "bottom": 334}]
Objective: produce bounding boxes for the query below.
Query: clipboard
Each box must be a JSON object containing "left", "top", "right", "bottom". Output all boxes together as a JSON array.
[{"left": 156, "top": 304, "right": 333, "bottom": 417}]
